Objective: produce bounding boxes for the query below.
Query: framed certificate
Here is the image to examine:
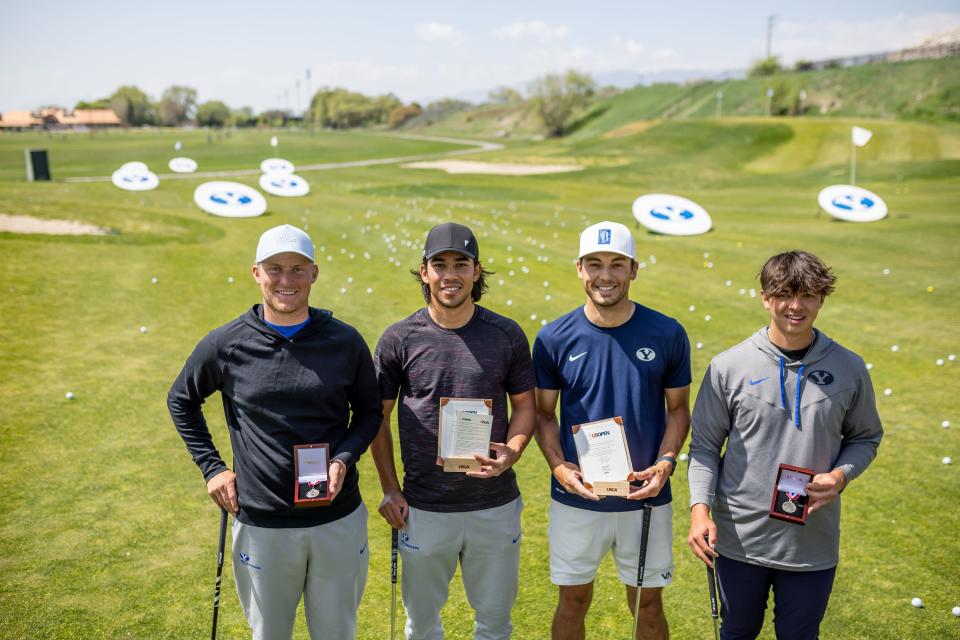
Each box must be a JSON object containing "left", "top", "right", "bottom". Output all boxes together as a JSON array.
[
  {"left": 437, "top": 397, "right": 493, "bottom": 472},
  {"left": 769, "top": 463, "right": 815, "bottom": 525},
  {"left": 572, "top": 417, "right": 634, "bottom": 497},
  {"left": 293, "top": 443, "right": 330, "bottom": 507}
]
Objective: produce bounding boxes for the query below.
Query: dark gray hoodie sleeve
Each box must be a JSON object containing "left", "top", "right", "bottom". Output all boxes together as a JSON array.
[
  {"left": 688, "top": 363, "right": 732, "bottom": 507},
  {"left": 833, "top": 365, "right": 883, "bottom": 482},
  {"left": 166, "top": 332, "right": 229, "bottom": 482}
]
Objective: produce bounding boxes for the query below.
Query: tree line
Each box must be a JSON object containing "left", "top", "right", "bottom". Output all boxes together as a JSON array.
[
  {"left": 75, "top": 70, "right": 599, "bottom": 136},
  {"left": 75, "top": 84, "right": 421, "bottom": 129}
]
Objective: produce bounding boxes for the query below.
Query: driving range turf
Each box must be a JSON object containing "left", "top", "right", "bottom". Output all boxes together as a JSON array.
[{"left": 0, "top": 121, "right": 957, "bottom": 639}]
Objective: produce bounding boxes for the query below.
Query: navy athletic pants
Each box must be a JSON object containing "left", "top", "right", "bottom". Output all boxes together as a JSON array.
[{"left": 716, "top": 555, "right": 836, "bottom": 640}]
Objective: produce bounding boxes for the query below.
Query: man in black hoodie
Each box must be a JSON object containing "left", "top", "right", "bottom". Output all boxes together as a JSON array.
[{"left": 168, "top": 224, "right": 381, "bottom": 640}]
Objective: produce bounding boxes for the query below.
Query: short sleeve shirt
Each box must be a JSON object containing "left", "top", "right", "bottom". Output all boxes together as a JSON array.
[
  {"left": 532, "top": 303, "right": 691, "bottom": 512},
  {"left": 375, "top": 306, "right": 535, "bottom": 512}
]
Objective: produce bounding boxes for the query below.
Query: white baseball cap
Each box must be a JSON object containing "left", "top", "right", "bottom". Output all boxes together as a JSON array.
[
  {"left": 578, "top": 221, "right": 636, "bottom": 260},
  {"left": 255, "top": 224, "right": 315, "bottom": 263}
]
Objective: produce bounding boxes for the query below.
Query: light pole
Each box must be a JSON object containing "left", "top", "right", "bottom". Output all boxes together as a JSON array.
[
  {"left": 716, "top": 90, "right": 723, "bottom": 118},
  {"left": 766, "top": 88, "right": 774, "bottom": 116},
  {"left": 766, "top": 15, "right": 776, "bottom": 59}
]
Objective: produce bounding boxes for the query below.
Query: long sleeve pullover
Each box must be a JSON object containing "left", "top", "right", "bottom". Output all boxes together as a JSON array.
[{"left": 168, "top": 305, "right": 382, "bottom": 527}]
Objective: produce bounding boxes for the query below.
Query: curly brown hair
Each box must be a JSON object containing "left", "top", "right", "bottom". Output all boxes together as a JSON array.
[{"left": 759, "top": 251, "right": 836, "bottom": 297}]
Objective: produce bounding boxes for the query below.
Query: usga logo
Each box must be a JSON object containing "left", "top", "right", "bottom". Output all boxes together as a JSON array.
[{"left": 590, "top": 430, "right": 611, "bottom": 438}]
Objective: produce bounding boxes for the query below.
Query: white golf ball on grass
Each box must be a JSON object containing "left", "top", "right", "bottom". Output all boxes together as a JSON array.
[
  {"left": 65, "top": 391, "right": 75, "bottom": 400},
  {"left": 952, "top": 606, "right": 960, "bottom": 617},
  {"left": 911, "top": 597, "right": 923, "bottom": 608}
]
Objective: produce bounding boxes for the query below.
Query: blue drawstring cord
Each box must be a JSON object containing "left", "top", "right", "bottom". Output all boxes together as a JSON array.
[
  {"left": 779, "top": 356, "right": 805, "bottom": 429},
  {"left": 779, "top": 356, "right": 787, "bottom": 409},
  {"left": 794, "top": 364, "right": 805, "bottom": 429}
]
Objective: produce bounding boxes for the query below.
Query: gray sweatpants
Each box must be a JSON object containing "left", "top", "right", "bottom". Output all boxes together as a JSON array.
[
  {"left": 232, "top": 503, "right": 369, "bottom": 640},
  {"left": 399, "top": 497, "right": 523, "bottom": 640}
]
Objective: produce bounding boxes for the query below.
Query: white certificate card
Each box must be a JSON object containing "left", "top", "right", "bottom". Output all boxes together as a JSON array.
[
  {"left": 572, "top": 417, "right": 633, "bottom": 495},
  {"left": 452, "top": 412, "right": 493, "bottom": 458},
  {"left": 438, "top": 397, "right": 492, "bottom": 471}
]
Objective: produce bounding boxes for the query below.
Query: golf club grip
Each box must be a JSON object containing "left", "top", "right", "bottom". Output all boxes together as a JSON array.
[
  {"left": 707, "top": 565, "right": 719, "bottom": 618},
  {"left": 211, "top": 509, "right": 227, "bottom": 640},
  {"left": 636, "top": 503, "right": 653, "bottom": 587},
  {"left": 391, "top": 528, "right": 399, "bottom": 584}
]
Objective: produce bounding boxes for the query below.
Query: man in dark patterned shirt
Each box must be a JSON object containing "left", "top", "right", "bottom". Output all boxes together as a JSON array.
[{"left": 371, "top": 222, "right": 537, "bottom": 640}]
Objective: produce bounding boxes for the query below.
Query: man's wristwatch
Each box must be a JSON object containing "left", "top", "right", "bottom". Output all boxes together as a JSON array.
[{"left": 654, "top": 455, "right": 677, "bottom": 476}]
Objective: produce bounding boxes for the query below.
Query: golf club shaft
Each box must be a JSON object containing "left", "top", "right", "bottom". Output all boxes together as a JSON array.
[
  {"left": 211, "top": 508, "right": 228, "bottom": 640},
  {"left": 390, "top": 527, "right": 398, "bottom": 640},
  {"left": 631, "top": 503, "right": 653, "bottom": 640},
  {"left": 707, "top": 563, "right": 719, "bottom": 640}
]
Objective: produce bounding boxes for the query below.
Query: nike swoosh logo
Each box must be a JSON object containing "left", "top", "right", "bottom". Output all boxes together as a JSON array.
[
  {"left": 749, "top": 377, "right": 769, "bottom": 385},
  {"left": 512, "top": 533, "right": 521, "bottom": 544},
  {"left": 359, "top": 542, "right": 367, "bottom": 555},
  {"left": 568, "top": 352, "right": 588, "bottom": 362}
]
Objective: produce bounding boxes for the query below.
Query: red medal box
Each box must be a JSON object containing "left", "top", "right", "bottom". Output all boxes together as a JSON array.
[
  {"left": 769, "top": 463, "right": 815, "bottom": 525},
  {"left": 293, "top": 444, "right": 331, "bottom": 508}
]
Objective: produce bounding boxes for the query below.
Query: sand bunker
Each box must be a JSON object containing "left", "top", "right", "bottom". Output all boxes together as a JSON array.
[
  {"left": 402, "top": 160, "right": 584, "bottom": 175},
  {"left": 0, "top": 214, "right": 108, "bottom": 236}
]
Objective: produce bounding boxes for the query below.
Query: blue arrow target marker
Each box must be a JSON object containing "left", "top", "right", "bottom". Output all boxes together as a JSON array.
[
  {"left": 210, "top": 192, "right": 253, "bottom": 205},
  {"left": 832, "top": 195, "right": 875, "bottom": 211},
  {"left": 649, "top": 206, "right": 695, "bottom": 221}
]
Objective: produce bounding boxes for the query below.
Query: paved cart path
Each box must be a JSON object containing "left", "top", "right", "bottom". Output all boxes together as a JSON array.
[{"left": 63, "top": 133, "right": 503, "bottom": 183}]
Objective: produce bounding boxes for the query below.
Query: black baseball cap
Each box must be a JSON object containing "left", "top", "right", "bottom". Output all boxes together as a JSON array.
[{"left": 422, "top": 222, "right": 479, "bottom": 261}]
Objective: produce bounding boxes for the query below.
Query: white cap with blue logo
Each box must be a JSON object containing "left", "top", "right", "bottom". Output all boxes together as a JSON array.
[{"left": 578, "top": 221, "right": 636, "bottom": 260}]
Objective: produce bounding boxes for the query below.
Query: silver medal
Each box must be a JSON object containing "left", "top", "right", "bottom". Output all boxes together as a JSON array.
[
  {"left": 781, "top": 500, "right": 797, "bottom": 514},
  {"left": 306, "top": 488, "right": 320, "bottom": 499}
]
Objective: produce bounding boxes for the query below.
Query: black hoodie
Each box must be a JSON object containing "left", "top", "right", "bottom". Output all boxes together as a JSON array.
[{"left": 168, "top": 305, "right": 381, "bottom": 527}]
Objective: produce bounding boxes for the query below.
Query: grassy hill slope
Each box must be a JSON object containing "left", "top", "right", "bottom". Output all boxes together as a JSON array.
[{"left": 411, "top": 57, "right": 960, "bottom": 140}]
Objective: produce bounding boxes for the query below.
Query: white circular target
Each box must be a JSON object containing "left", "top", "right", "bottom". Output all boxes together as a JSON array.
[
  {"left": 112, "top": 167, "right": 159, "bottom": 191},
  {"left": 817, "top": 185, "right": 887, "bottom": 222},
  {"left": 168, "top": 157, "right": 198, "bottom": 173},
  {"left": 193, "top": 182, "right": 267, "bottom": 218},
  {"left": 120, "top": 161, "right": 149, "bottom": 173},
  {"left": 632, "top": 193, "right": 713, "bottom": 236},
  {"left": 259, "top": 173, "right": 310, "bottom": 197},
  {"left": 260, "top": 158, "right": 294, "bottom": 175}
]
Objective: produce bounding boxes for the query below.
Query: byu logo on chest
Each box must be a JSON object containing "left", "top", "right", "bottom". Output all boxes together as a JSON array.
[
  {"left": 808, "top": 370, "right": 834, "bottom": 385},
  {"left": 635, "top": 347, "right": 656, "bottom": 362}
]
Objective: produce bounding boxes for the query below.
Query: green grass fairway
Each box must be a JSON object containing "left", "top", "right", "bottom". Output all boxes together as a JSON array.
[{"left": 1, "top": 120, "right": 958, "bottom": 639}]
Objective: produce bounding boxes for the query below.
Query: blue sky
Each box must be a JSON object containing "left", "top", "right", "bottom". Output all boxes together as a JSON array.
[{"left": 2, "top": 1, "right": 958, "bottom": 112}]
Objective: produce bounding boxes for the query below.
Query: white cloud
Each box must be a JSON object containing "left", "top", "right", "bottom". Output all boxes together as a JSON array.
[
  {"left": 652, "top": 47, "right": 676, "bottom": 61},
  {"left": 613, "top": 35, "right": 644, "bottom": 58},
  {"left": 492, "top": 21, "right": 570, "bottom": 42},
  {"left": 416, "top": 23, "right": 466, "bottom": 46},
  {"left": 774, "top": 12, "right": 960, "bottom": 62}
]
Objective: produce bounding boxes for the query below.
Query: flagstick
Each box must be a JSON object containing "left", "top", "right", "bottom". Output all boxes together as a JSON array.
[{"left": 850, "top": 141, "right": 857, "bottom": 186}]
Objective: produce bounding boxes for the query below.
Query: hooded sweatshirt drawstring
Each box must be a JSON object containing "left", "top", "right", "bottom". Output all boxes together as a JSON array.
[
  {"left": 778, "top": 356, "right": 805, "bottom": 429},
  {"left": 794, "top": 365, "right": 805, "bottom": 429},
  {"left": 779, "top": 356, "right": 788, "bottom": 409}
]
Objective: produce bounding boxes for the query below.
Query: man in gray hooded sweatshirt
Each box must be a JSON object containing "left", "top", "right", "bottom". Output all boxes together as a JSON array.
[{"left": 687, "top": 250, "right": 882, "bottom": 640}]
